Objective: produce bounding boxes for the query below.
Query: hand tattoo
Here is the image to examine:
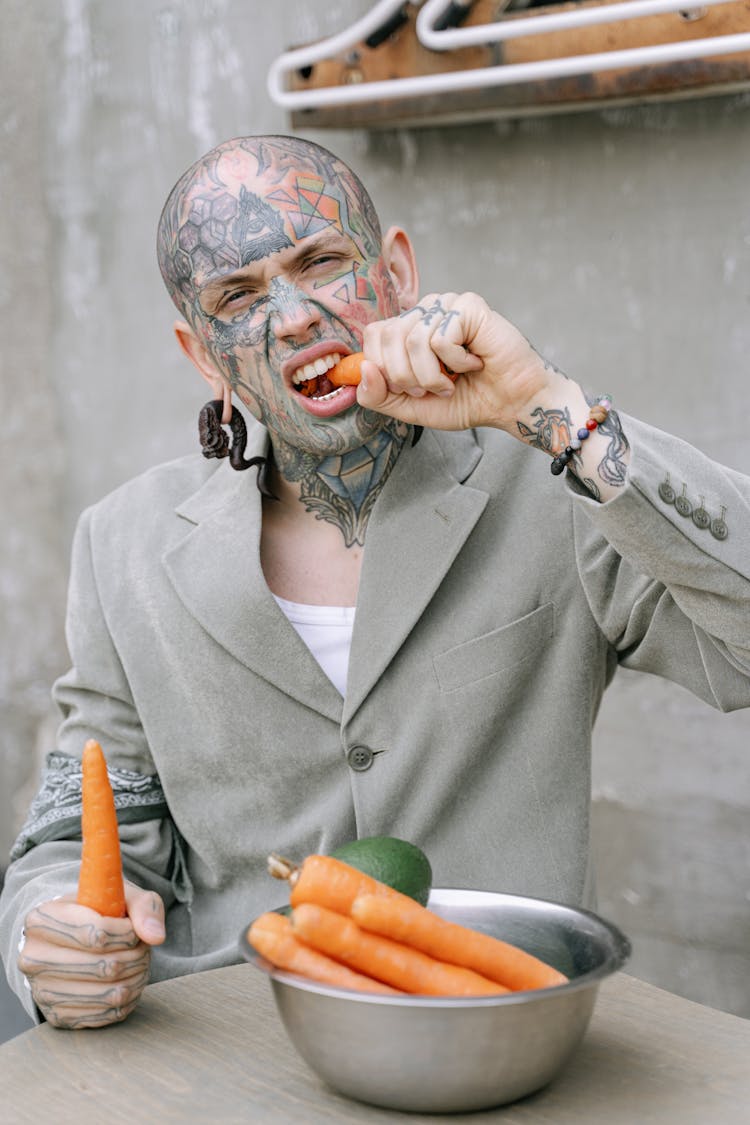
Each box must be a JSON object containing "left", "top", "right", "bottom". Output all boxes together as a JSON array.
[{"left": 402, "top": 299, "right": 460, "bottom": 336}]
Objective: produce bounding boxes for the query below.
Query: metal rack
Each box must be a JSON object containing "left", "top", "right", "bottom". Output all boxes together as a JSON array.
[{"left": 267, "top": 0, "right": 750, "bottom": 127}]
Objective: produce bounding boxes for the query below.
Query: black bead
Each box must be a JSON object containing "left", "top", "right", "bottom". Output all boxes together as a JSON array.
[{"left": 550, "top": 457, "right": 566, "bottom": 476}]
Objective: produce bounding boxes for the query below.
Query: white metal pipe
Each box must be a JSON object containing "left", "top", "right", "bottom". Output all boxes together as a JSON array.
[
  {"left": 418, "top": 0, "right": 737, "bottom": 49},
  {"left": 268, "top": 30, "right": 750, "bottom": 108},
  {"left": 267, "top": 0, "right": 412, "bottom": 76}
]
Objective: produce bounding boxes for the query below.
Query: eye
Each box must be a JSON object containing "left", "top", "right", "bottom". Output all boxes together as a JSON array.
[
  {"left": 308, "top": 253, "right": 344, "bottom": 269},
  {"left": 221, "top": 287, "right": 258, "bottom": 312}
]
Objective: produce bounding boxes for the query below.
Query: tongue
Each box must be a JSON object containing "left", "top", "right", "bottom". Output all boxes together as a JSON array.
[
  {"left": 297, "top": 370, "right": 338, "bottom": 398},
  {"left": 312, "top": 372, "right": 336, "bottom": 398}
]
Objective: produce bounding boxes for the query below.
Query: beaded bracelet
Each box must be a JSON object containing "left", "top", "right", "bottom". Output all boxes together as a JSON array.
[{"left": 550, "top": 395, "right": 613, "bottom": 476}]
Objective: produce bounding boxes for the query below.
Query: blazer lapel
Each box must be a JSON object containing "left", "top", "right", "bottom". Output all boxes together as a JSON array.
[
  {"left": 343, "top": 428, "right": 488, "bottom": 723},
  {"left": 163, "top": 431, "right": 343, "bottom": 723},
  {"left": 164, "top": 423, "right": 488, "bottom": 725}
]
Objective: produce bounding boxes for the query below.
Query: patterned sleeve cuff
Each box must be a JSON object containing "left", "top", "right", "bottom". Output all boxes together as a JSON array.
[{"left": 10, "top": 751, "right": 169, "bottom": 860}]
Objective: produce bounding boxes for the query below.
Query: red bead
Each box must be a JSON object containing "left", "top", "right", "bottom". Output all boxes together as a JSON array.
[{"left": 585, "top": 419, "right": 598, "bottom": 431}]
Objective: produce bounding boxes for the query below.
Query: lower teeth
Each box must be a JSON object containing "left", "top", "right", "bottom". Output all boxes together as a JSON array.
[{"left": 312, "top": 387, "right": 343, "bottom": 401}]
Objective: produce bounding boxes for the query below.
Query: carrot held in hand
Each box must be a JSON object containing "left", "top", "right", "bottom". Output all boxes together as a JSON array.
[
  {"left": 328, "top": 352, "right": 455, "bottom": 388},
  {"left": 327, "top": 353, "right": 367, "bottom": 387},
  {"left": 76, "top": 739, "right": 126, "bottom": 917},
  {"left": 248, "top": 911, "right": 402, "bottom": 995},
  {"left": 291, "top": 903, "right": 509, "bottom": 996},
  {"left": 268, "top": 852, "right": 400, "bottom": 915},
  {"left": 351, "top": 892, "right": 567, "bottom": 992}
]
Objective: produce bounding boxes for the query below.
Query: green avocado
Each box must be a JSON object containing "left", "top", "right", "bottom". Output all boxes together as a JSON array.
[{"left": 331, "top": 836, "right": 433, "bottom": 907}]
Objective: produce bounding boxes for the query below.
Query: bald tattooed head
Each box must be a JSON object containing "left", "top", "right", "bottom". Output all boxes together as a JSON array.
[{"left": 156, "top": 134, "right": 383, "bottom": 325}]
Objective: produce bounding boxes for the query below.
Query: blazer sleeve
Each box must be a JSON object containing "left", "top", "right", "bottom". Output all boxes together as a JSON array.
[
  {"left": 0, "top": 508, "right": 189, "bottom": 1020},
  {"left": 568, "top": 413, "right": 750, "bottom": 710}
]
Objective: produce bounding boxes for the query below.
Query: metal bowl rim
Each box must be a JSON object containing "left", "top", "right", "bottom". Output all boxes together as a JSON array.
[{"left": 239, "top": 886, "right": 631, "bottom": 1008}]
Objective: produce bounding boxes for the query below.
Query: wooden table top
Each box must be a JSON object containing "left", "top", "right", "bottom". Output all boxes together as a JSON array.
[{"left": 1, "top": 967, "right": 748, "bottom": 1123}]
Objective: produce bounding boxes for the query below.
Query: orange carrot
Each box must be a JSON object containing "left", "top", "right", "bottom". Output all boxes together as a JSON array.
[
  {"left": 328, "top": 352, "right": 455, "bottom": 388},
  {"left": 327, "top": 353, "right": 365, "bottom": 386},
  {"left": 268, "top": 852, "right": 401, "bottom": 915},
  {"left": 350, "top": 892, "right": 567, "bottom": 992},
  {"left": 291, "top": 903, "right": 509, "bottom": 996},
  {"left": 247, "top": 911, "right": 403, "bottom": 995},
  {"left": 76, "top": 740, "right": 126, "bottom": 917}
]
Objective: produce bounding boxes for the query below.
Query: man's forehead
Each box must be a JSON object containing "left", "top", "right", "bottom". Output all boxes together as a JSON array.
[{"left": 177, "top": 154, "right": 356, "bottom": 285}]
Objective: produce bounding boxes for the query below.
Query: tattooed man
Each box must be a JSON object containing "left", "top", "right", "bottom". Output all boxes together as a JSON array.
[{"left": 3, "top": 135, "right": 749, "bottom": 1028}]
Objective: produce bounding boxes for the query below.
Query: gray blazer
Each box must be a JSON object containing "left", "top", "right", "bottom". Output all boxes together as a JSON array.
[{"left": 3, "top": 416, "right": 749, "bottom": 1015}]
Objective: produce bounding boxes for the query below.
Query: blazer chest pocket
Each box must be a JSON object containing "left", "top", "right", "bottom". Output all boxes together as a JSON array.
[{"left": 433, "top": 603, "right": 555, "bottom": 693}]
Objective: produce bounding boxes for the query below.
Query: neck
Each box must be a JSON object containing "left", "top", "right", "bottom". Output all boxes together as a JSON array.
[{"left": 268, "top": 422, "right": 412, "bottom": 547}]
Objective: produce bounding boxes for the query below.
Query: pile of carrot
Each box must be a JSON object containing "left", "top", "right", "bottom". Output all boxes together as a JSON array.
[{"left": 247, "top": 853, "right": 568, "bottom": 998}]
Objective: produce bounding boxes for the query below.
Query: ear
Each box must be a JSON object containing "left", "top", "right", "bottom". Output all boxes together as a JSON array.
[
  {"left": 381, "top": 226, "right": 419, "bottom": 311},
  {"left": 173, "top": 320, "right": 232, "bottom": 423}
]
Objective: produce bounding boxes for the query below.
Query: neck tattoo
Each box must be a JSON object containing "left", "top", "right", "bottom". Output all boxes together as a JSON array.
[{"left": 272, "top": 422, "right": 410, "bottom": 547}]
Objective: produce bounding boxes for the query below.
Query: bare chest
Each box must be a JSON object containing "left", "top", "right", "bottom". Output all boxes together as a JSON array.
[{"left": 259, "top": 506, "right": 362, "bottom": 607}]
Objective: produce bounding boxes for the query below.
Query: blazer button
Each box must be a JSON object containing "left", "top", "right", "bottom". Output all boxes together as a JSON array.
[
  {"left": 658, "top": 479, "right": 675, "bottom": 504},
  {"left": 347, "top": 745, "right": 374, "bottom": 772},
  {"left": 674, "top": 493, "right": 692, "bottom": 518}
]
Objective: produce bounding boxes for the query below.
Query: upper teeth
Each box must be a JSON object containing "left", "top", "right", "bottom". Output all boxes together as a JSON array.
[{"left": 292, "top": 352, "right": 341, "bottom": 385}]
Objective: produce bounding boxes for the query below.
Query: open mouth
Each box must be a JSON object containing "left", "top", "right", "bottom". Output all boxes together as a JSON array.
[{"left": 291, "top": 352, "right": 344, "bottom": 401}]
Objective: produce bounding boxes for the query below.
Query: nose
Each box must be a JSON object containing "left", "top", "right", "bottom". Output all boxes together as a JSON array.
[{"left": 269, "top": 279, "right": 322, "bottom": 342}]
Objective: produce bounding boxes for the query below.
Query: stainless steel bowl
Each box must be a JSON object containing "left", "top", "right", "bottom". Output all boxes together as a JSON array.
[{"left": 240, "top": 887, "right": 630, "bottom": 1114}]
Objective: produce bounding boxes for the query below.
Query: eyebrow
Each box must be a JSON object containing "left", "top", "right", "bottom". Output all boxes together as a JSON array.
[{"left": 199, "top": 229, "right": 352, "bottom": 307}]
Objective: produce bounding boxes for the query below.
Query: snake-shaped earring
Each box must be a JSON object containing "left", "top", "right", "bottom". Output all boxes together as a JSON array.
[
  {"left": 198, "top": 399, "right": 268, "bottom": 473},
  {"left": 198, "top": 399, "right": 277, "bottom": 500}
]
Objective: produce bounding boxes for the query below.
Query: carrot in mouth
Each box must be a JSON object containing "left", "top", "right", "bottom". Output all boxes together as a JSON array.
[
  {"left": 327, "top": 353, "right": 366, "bottom": 387},
  {"left": 328, "top": 352, "right": 455, "bottom": 388}
]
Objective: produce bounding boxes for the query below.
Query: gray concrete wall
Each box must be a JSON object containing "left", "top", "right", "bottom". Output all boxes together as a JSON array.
[{"left": 2, "top": 0, "right": 748, "bottom": 1015}]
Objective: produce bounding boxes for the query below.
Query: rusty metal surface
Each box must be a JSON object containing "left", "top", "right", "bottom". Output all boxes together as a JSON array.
[{"left": 287, "top": 0, "right": 750, "bottom": 128}]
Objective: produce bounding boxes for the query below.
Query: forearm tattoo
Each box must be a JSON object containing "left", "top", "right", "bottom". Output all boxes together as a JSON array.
[
  {"left": 593, "top": 402, "right": 629, "bottom": 487},
  {"left": 517, "top": 406, "right": 574, "bottom": 458},
  {"left": 517, "top": 398, "right": 629, "bottom": 496}
]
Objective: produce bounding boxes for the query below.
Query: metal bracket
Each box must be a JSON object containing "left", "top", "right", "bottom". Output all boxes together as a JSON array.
[{"left": 268, "top": 0, "right": 750, "bottom": 128}]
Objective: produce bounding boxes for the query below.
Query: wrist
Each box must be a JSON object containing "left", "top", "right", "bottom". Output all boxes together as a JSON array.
[
  {"left": 550, "top": 394, "right": 613, "bottom": 476},
  {"left": 515, "top": 388, "right": 630, "bottom": 502}
]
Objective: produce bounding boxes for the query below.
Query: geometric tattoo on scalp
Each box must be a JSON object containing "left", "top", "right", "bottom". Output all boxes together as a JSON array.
[{"left": 267, "top": 176, "right": 377, "bottom": 306}]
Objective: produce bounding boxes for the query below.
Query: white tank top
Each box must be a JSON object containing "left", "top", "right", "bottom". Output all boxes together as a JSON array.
[{"left": 273, "top": 595, "right": 355, "bottom": 697}]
